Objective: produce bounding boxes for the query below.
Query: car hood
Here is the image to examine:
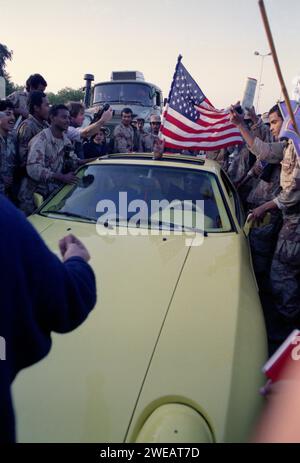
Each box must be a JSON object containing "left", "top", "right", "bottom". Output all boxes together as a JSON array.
[
  {"left": 13, "top": 217, "right": 266, "bottom": 443},
  {"left": 13, "top": 217, "right": 192, "bottom": 442}
]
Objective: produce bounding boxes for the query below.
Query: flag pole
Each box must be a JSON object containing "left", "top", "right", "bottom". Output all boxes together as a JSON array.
[
  {"left": 159, "top": 54, "right": 183, "bottom": 142},
  {"left": 258, "top": 0, "right": 299, "bottom": 134}
]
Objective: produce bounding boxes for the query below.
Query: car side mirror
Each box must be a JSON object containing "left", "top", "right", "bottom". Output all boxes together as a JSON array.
[{"left": 33, "top": 193, "right": 44, "bottom": 209}]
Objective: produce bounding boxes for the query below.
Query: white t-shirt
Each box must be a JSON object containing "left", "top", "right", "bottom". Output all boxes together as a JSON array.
[{"left": 66, "top": 126, "right": 82, "bottom": 143}]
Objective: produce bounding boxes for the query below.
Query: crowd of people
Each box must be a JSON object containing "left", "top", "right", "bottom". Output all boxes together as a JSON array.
[
  {"left": 0, "top": 73, "right": 163, "bottom": 216},
  {"left": 1, "top": 70, "right": 300, "bottom": 444},
  {"left": 226, "top": 104, "right": 299, "bottom": 356},
  {"left": 1, "top": 72, "right": 300, "bottom": 356}
]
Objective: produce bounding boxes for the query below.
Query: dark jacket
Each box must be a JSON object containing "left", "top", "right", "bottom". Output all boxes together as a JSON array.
[
  {"left": 83, "top": 140, "right": 108, "bottom": 159},
  {"left": 0, "top": 196, "right": 96, "bottom": 442}
]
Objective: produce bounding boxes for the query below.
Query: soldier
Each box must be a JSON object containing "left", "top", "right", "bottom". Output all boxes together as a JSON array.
[
  {"left": 7, "top": 74, "right": 47, "bottom": 119},
  {"left": 0, "top": 100, "right": 17, "bottom": 199},
  {"left": 113, "top": 107, "right": 134, "bottom": 153},
  {"left": 131, "top": 114, "right": 141, "bottom": 151},
  {"left": 230, "top": 103, "right": 300, "bottom": 352},
  {"left": 227, "top": 109, "right": 273, "bottom": 209},
  {"left": 131, "top": 117, "right": 138, "bottom": 130},
  {"left": 137, "top": 117, "right": 145, "bottom": 134},
  {"left": 140, "top": 114, "right": 161, "bottom": 153},
  {"left": 18, "top": 104, "right": 81, "bottom": 215},
  {"left": 17, "top": 91, "right": 50, "bottom": 171}
]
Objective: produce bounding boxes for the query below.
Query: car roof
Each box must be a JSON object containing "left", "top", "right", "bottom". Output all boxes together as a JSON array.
[{"left": 86, "top": 153, "right": 222, "bottom": 175}]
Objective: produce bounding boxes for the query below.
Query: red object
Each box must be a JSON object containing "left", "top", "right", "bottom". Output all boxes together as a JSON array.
[
  {"left": 262, "top": 330, "right": 300, "bottom": 382},
  {"left": 160, "top": 57, "right": 243, "bottom": 151}
]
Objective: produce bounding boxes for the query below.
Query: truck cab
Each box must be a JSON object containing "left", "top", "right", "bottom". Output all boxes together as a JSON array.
[{"left": 83, "top": 71, "right": 163, "bottom": 143}]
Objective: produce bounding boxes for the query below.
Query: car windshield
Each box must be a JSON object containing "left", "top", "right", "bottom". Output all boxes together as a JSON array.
[
  {"left": 93, "top": 83, "right": 153, "bottom": 107},
  {"left": 39, "top": 164, "right": 232, "bottom": 233}
]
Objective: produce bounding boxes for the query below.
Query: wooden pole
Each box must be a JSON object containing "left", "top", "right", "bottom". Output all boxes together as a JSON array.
[{"left": 258, "top": 0, "right": 299, "bottom": 134}]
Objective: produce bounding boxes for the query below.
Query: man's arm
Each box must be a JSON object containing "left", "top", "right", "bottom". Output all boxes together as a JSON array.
[
  {"left": 26, "top": 136, "right": 77, "bottom": 185},
  {"left": 0, "top": 196, "right": 97, "bottom": 376},
  {"left": 17, "top": 122, "right": 34, "bottom": 167},
  {"left": 273, "top": 146, "right": 300, "bottom": 210},
  {"left": 229, "top": 107, "right": 284, "bottom": 162},
  {"left": 78, "top": 108, "right": 113, "bottom": 139},
  {"left": 7, "top": 92, "right": 29, "bottom": 118}
]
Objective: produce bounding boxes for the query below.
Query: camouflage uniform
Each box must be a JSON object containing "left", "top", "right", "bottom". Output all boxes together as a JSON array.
[
  {"left": 7, "top": 89, "right": 28, "bottom": 114},
  {"left": 227, "top": 144, "right": 254, "bottom": 184},
  {"left": 0, "top": 132, "right": 17, "bottom": 197},
  {"left": 113, "top": 123, "right": 134, "bottom": 153},
  {"left": 18, "top": 128, "right": 79, "bottom": 215},
  {"left": 250, "top": 137, "right": 300, "bottom": 348},
  {"left": 206, "top": 149, "right": 229, "bottom": 170},
  {"left": 17, "top": 115, "right": 49, "bottom": 168},
  {"left": 140, "top": 132, "right": 159, "bottom": 153}
]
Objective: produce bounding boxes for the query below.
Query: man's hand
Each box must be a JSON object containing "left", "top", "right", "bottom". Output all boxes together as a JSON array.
[
  {"left": 80, "top": 107, "right": 114, "bottom": 139},
  {"left": 252, "top": 161, "right": 264, "bottom": 177},
  {"left": 99, "top": 107, "right": 113, "bottom": 125},
  {"left": 229, "top": 106, "right": 245, "bottom": 127},
  {"left": 247, "top": 200, "right": 277, "bottom": 223},
  {"left": 153, "top": 138, "right": 165, "bottom": 160},
  {"left": 59, "top": 172, "right": 78, "bottom": 184},
  {"left": 247, "top": 204, "right": 268, "bottom": 223},
  {"left": 59, "top": 234, "right": 91, "bottom": 262}
]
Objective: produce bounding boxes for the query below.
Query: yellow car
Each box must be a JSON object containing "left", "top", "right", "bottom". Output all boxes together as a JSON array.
[{"left": 13, "top": 153, "right": 267, "bottom": 443}]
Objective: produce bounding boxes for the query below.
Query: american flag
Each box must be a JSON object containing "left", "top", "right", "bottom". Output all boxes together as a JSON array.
[{"left": 160, "top": 56, "right": 243, "bottom": 151}]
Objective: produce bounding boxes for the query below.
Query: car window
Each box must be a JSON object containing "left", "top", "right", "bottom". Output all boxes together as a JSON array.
[
  {"left": 40, "top": 164, "right": 233, "bottom": 233},
  {"left": 221, "top": 170, "right": 245, "bottom": 227}
]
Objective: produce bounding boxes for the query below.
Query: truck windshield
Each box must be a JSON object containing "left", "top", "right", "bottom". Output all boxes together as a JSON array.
[{"left": 93, "top": 83, "right": 153, "bottom": 106}]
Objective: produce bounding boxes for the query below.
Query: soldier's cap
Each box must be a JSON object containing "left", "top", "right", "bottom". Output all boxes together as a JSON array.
[
  {"left": 137, "top": 117, "right": 145, "bottom": 122},
  {"left": 150, "top": 114, "right": 161, "bottom": 123}
]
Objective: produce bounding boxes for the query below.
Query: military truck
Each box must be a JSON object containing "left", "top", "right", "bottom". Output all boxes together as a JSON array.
[{"left": 83, "top": 71, "right": 164, "bottom": 143}]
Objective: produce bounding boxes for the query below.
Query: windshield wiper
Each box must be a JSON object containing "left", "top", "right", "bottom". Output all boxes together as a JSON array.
[
  {"left": 41, "top": 210, "right": 97, "bottom": 223},
  {"left": 138, "top": 219, "right": 207, "bottom": 235}
]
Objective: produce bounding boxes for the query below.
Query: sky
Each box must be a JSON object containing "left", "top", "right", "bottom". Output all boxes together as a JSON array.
[{"left": 1, "top": 0, "right": 299, "bottom": 113}]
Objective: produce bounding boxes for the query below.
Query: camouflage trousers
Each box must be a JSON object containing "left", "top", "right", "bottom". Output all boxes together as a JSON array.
[{"left": 270, "top": 215, "right": 300, "bottom": 322}]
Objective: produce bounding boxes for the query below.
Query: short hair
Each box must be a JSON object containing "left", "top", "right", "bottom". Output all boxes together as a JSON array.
[
  {"left": 28, "top": 91, "right": 47, "bottom": 115},
  {"left": 27, "top": 74, "right": 47, "bottom": 91},
  {"left": 66, "top": 101, "right": 85, "bottom": 118},
  {"left": 0, "top": 100, "right": 14, "bottom": 112},
  {"left": 49, "top": 104, "right": 69, "bottom": 118},
  {"left": 268, "top": 104, "right": 283, "bottom": 120},
  {"left": 92, "top": 128, "right": 107, "bottom": 140},
  {"left": 121, "top": 107, "right": 133, "bottom": 116}
]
